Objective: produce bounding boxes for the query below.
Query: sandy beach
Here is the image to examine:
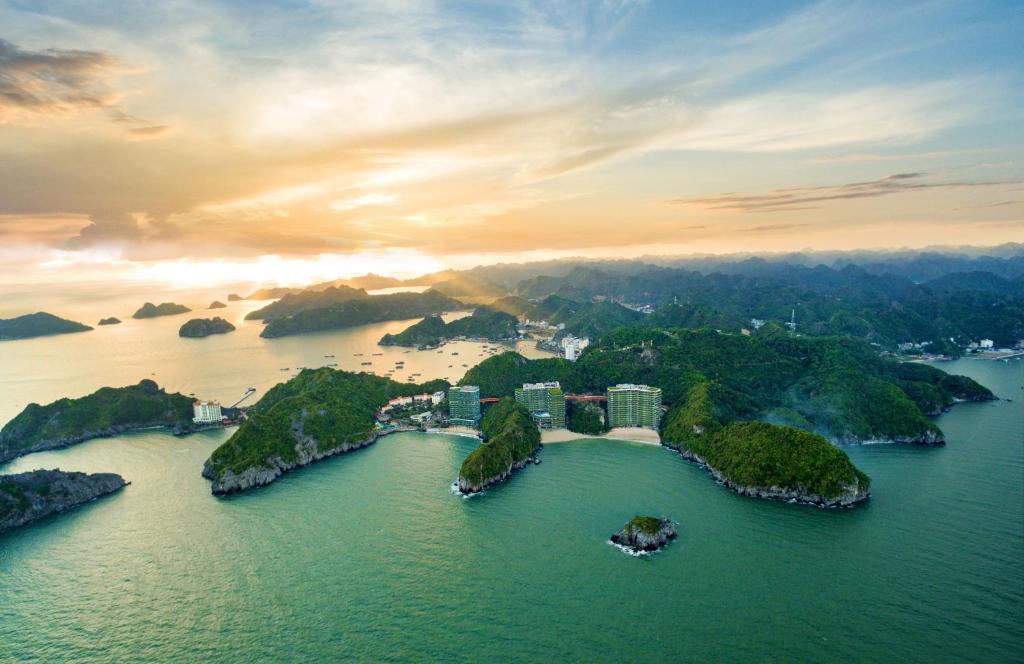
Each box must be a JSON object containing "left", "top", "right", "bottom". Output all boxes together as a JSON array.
[{"left": 541, "top": 427, "right": 661, "bottom": 446}]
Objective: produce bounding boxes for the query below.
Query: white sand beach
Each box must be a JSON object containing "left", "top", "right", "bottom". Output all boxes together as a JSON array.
[{"left": 541, "top": 427, "right": 661, "bottom": 446}]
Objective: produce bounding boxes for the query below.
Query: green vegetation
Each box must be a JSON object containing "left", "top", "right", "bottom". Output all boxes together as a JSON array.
[
  {"left": 0, "top": 380, "right": 193, "bottom": 462},
  {"left": 458, "top": 398, "right": 541, "bottom": 492},
  {"left": 203, "top": 368, "right": 449, "bottom": 479},
  {"left": 625, "top": 516, "right": 664, "bottom": 536},
  {"left": 567, "top": 401, "right": 607, "bottom": 435},
  {"left": 661, "top": 382, "right": 869, "bottom": 499},
  {"left": 254, "top": 289, "right": 462, "bottom": 338},
  {"left": 98, "top": 317, "right": 121, "bottom": 325},
  {"left": 178, "top": 317, "right": 236, "bottom": 338},
  {"left": 132, "top": 302, "right": 191, "bottom": 319},
  {"left": 0, "top": 312, "right": 92, "bottom": 340},
  {"left": 462, "top": 326, "right": 992, "bottom": 444},
  {"left": 380, "top": 307, "right": 518, "bottom": 347}
]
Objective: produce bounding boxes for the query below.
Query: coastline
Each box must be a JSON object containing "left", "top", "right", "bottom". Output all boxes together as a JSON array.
[{"left": 541, "top": 427, "right": 661, "bottom": 446}]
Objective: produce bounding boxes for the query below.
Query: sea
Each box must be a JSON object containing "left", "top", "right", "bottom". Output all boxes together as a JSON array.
[{"left": 0, "top": 291, "right": 1021, "bottom": 662}]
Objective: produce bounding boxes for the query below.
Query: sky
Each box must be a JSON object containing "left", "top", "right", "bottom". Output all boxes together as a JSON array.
[{"left": 1, "top": 0, "right": 1022, "bottom": 287}]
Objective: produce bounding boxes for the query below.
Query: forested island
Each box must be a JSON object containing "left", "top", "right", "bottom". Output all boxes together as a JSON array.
[
  {"left": 253, "top": 289, "right": 461, "bottom": 338},
  {"left": 0, "top": 380, "right": 194, "bottom": 463},
  {"left": 98, "top": 317, "right": 121, "bottom": 325},
  {"left": 0, "top": 312, "right": 92, "bottom": 341},
  {"left": 208, "top": 300, "right": 226, "bottom": 309},
  {"left": 179, "top": 317, "right": 236, "bottom": 338},
  {"left": 132, "top": 302, "right": 191, "bottom": 319},
  {"left": 202, "top": 368, "right": 448, "bottom": 494},
  {"left": 457, "top": 398, "right": 541, "bottom": 494},
  {"left": 0, "top": 469, "right": 127, "bottom": 534},
  {"left": 379, "top": 307, "right": 518, "bottom": 347}
]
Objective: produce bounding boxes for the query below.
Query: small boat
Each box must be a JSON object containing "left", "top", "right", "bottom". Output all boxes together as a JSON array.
[
  {"left": 361, "top": 361, "right": 372, "bottom": 366},
  {"left": 324, "top": 354, "right": 335, "bottom": 358},
  {"left": 372, "top": 353, "right": 383, "bottom": 356},
  {"left": 280, "top": 367, "right": 290, "bottom": 371},
  {"left": 451, "top": 352, "right": 459, "bottom": 355},
  {"left": 353, "top": 353, "right": 363, "bottom": 356}
]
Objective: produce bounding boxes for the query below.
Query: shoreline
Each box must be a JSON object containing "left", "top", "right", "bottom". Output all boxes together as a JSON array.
[{"left": 541, "top": 427, "right": 661, "bottom": 446}]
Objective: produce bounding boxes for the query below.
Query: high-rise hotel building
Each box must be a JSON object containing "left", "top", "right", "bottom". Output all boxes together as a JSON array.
[
  {"left": 606, "top": 384, "right": 662, "bottom": 429},
  {"left": 514, "top": 382, "right": 566, "bottom": 429}
]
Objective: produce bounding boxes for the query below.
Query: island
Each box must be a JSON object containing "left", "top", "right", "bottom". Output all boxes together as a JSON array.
[
  {"left": 97, "top": 317, "right": 121, "bottom": 326},
  {"left": 457, "top": 398, "right": 541, "bottom": 494},
  {"left": 227, "top": 293, "right": 243, "bottom": 301},
  {"left": 611, "top": 516, "right": 677, "bottom": 553},
  {"left": 178, "top": 317, "right": 236, "bottom": 338},
  {"left": 379, "top": 307, "right": 518, "bottom": 347},
  {"left": 208, "top": 300, "right": 227, "bottom": 309},
  {"left": 0, "top": 379, "right": 194, "bottom": 464},
  {"left": 132, "top": 302, "right": 191, "bottom": 319},
  {"left": 202, "top": 368, "right": 448, "bottom": 494},
  {"left": 0, "top": 312, "right": 92, "bottom": 341},
  {"left": 253, "top": 289, "right": 462, "bottom": 338},
  {"left": 0, "top": 469, "right": 127, "bottom": 534}
]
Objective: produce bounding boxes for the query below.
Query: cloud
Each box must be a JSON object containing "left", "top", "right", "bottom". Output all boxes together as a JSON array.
[
  {"left": 664, "top": 173, "right": 1024, "bottom": 213},
  {"left": 0, "top": 37, "right": 169, "bottom": 137}
]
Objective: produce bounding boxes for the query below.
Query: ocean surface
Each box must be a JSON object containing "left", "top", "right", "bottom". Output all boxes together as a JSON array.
[{"left": 1, "top": 312, "right": 1022, "bottom": 661}]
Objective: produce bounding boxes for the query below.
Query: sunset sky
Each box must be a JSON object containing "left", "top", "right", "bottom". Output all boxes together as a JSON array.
[{"left": 1, "top": 0, "right": 1021, "bottom": 287}]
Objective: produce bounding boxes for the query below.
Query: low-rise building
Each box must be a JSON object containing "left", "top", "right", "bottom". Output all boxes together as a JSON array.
[
  {"left": 606, "top": 384, "right": 662, "bottom": 429},
  {"left": 980, "top": 339, "right": 994, "bottom": 349},
  {"left": 448, "top": 386, "right": 481, "bottom": 427},
  {"left": 514, "top": 381, "right": 565, "bottom": 429},
  {"left": 193, "top": 400, "right": 223, "bottom": 424}
]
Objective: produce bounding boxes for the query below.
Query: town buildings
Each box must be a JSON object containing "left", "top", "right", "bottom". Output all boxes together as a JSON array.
[
  {"left": 514, "top": 381, "right": 566, "bottom": 428},
  {"left": 192, "top": 400, "right": 223, "bottom": 424},
  {"left": 606, "top": 384, "right": 662, "bottom": 429}
]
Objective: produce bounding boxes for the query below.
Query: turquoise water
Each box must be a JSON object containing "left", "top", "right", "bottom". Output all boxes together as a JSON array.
[{"left": 1, "top": 359, "right": 1021, "bottom": 662}]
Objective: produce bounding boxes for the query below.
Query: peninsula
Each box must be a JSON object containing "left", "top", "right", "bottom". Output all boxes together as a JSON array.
[
  {"left": 179, "top": 317, "right": 236, "bottom": 338},
  {"left": 0, "top": 379, "right": 194, "bottom": 463},
  {"left": 202, "top": 368, "right": 447, "bottom": 494},
  {"left": 132, "top": 302, "right": 191, "bottom": 319},
  {"left": 457, "top": 398, "right": 541, "bottom": 494},
  {"left": 0, "top": 469, "right": 127, "bottom": 535},
  {"left": 0, "top": 312, "right": 92, "bottom": 341},
  {"left": 379, "top": 307, "right": 518, "bottom": 347}
]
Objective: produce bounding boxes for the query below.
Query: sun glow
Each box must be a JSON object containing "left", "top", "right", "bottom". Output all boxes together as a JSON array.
[{"left": 128, "top": 251, "right": 445, "bottom": 288}]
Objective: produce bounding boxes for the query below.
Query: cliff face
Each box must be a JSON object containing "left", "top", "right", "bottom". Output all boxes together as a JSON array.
[
  {"left": 456, "top": 399, "right": 541, "bottom": 494},
  {"left": 0, "top": 469, "right": 127, "bottom": 534},
  {"left": 456, "top": 454, "right": 536, "bottom": 494}
]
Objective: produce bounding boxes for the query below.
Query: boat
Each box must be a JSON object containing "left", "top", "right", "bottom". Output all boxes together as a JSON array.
[
  {"left": 280, "top": 367, "right": 290, "bottom": 371},
  {"left": 361, "top": 361, "right": 372, "bottom": 366},
  {"left": 324, "top": 354, "right": 335, "bottom": 358}
]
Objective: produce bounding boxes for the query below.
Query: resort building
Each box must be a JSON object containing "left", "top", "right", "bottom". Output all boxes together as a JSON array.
[
  {"left": 514, "top": 381, "right": 566, "bottom": 429},
  {"left": 193, "top": 400, "right": 223, "bottom": 424},
  {"left": 448, "top": 386, "right": 481, "bottom": 427},
  {"left": 560, "top": 335, "right": 590, "bottom": 361},
  {"left": 606, "top": 384, "right": 662, "bottom": 429}
]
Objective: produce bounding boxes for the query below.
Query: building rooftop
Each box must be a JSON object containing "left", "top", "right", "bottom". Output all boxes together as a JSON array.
[
  {"left": 521, "top": 381, "right": 561, "bottom": 389},
  {"left": 608, "top": 384, "right": 660, "bottom": 391}
]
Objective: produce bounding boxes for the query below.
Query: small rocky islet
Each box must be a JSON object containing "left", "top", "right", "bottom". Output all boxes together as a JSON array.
[
  {"left": 611, "top": 516, "right": 677, "bottom": 553},
  {"left": 0, "top": 469, "right": 127, "bottom": 534},
  {"left": 98, "top": 317, "right": 121, "bottom": 325},
  {"left": 179, "top": 317, "right": 236, "bottom": 338}
]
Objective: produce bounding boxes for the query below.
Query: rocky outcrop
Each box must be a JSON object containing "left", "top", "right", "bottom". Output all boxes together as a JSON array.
[
  {"left": 611, "top": 516, "right": 677, "bottom": 553},
  {"left": 673, "top": 446, "right": 870, "bottom": 508},
  {"left": 202, "top": 417, "right": 380, "bottom": 495},
  {"left": 0, "top": 469, "right": 127, "bottom": 534}
]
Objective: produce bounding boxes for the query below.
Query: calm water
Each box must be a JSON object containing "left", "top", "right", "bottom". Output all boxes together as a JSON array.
[
  {"left": 0, "top": 325, "right": 1021, "bottom": 661},
  {"left": 0, "top": 297, "right": 548, "bottom": 424}
]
